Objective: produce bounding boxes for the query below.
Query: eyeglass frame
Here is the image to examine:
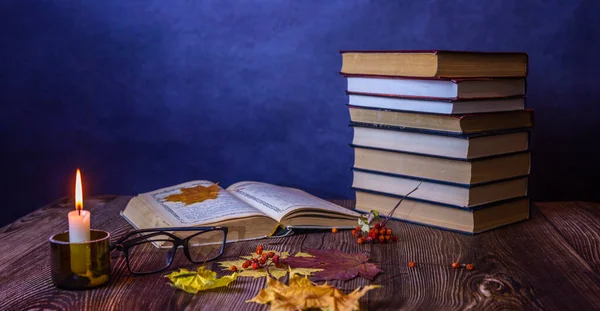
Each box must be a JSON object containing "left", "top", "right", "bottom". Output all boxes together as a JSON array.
[{"left": 110, "top": 226, "right": 228, "bottom": 275}]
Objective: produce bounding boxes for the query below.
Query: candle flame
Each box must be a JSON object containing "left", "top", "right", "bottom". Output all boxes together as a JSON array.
[{"left": 75, "top": 169, "right": 83, "bottom": 211}]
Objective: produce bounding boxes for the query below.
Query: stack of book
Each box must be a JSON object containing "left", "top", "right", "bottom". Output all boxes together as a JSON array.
[{"left": 340, "top": 50, "right": 533, "bottom": 234}]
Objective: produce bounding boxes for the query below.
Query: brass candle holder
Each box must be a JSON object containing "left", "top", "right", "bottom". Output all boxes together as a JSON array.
[{"left": 49, "top": 229, "right": 111, "bottom": 290}]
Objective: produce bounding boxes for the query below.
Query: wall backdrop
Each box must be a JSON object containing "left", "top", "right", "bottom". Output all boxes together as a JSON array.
[{"left": 2, "top": 0, "right": 599, "bottom": 225}]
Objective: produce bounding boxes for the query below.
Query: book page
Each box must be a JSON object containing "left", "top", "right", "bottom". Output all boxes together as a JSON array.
[
  {"left": 138, "top": 180, "right": 268, "bottom": 226},
  {"left": 226, "top": 181, "right": 359, "bottom": 222}
]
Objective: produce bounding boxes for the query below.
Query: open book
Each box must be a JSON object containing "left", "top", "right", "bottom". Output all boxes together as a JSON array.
[{"left": 121, "top": 180, "right": 360, "bottom": 243}]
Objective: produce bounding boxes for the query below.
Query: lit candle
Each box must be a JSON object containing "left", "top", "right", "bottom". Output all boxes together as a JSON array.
[{"left": 68, "top": 169, "right": 90, "bottom": 274}]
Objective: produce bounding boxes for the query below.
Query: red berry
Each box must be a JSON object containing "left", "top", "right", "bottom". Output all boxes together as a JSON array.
[
  {"left": 251, "top": 262, "right": 259, "bottom": 270},
  {"left": 386, "top": 229, "right": 392, "bottom": 235},
  {"left": 229, "top": 265, "right": 238, "bottom": 272},
  {"left": 385, "top": 235, "right": 391, "bottom": 241},
  {"left": 242, "top": 260, "right": 251, "bottom": 269},
  {"left": 357, "top": 237, "right": 364, "bottom": 244},
  {"left": 261, "top": 253, "right": 268, "bottom": 259},
  {"left": 466, "top": 264, "right": 474, "bottom": 271},
  {"left": 408, "top": 261, "right": 415, "bottom": 268},
  {"left": 256, "top": 245, "right": 263, "bottom": 255},
  {"left": 355, "top": 226, "right": 361, "bottom": 231},
  {"left": 275, "top": 262, "right": 281, "bottom": 268},
  {"left": 391, "top": 236, "right": 398, "bottom": 242},
  {"left": 259, "top": 257, "right": 267, "bottom": 265},
  {"left": 452, "top": 262, "right": 460, "bottom": 269},
  {"left": 379, "top": 229, "right": 386, "bottom": 235},
  {"left": 272, "top": 255, "right": 280, "bottom": 264},
  {"left": 331, "top": 228, "right": 338, "bottom": 233},
  {"left": 267, "top": 251, "right": 275, "bottom": 258},
  {"left": 374, "top": 223, "right": 381, "bottom": 230},
  {"left": 378, "top": 235, "right": 385, "bottom": 242}
]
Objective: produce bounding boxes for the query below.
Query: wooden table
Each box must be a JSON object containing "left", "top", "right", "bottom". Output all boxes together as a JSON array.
[{"left": 1, "top": 196, "right": 599, "bottom": 310}]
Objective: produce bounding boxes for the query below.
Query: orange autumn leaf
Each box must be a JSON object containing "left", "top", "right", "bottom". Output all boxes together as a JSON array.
[
  {"left": 247, "top": 272, "right": 380, "bottom": 311},
  {"left": 163, "top": 184, "right": 220, "bottom": 205}
]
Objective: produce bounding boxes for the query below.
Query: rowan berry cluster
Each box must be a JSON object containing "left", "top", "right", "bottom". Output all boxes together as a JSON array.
[
  {"left": 229, "top": 245, "right": 280, "bottom": 272},
  {"left": 352, "top": 223, "right": 398, "bottom": 244}
]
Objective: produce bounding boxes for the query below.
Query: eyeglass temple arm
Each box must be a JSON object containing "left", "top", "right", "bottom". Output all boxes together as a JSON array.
[{"left": 108, "top": 226, "right": 227, "bottom": 250}]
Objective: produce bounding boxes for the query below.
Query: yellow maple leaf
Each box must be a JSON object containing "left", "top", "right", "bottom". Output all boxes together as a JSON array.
[
  {"left": 217, "top": 250, "right": 321, "bottom": 279},
  {"left": 247, "top": 272, "right": 380, "bottom": 311},
  {"left": 163, "top": 183, "right": 220, "bottom": 205},
  {"left": 165, "top": 266, "right": 237, "bottom": 294}
]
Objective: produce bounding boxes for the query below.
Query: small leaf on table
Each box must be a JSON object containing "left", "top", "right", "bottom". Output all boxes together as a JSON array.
[
  {"left": 217, "top": 250, "right": 321, "bottom": 279},
  {"left": 165, "top": 266, "right": 237, "bottom": 294}
]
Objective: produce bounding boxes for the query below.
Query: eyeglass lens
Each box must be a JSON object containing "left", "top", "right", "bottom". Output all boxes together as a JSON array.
[
  {"left": 124, "top": 230, "right": 226, "bottom": 273},
  {"left": 187, "top": 230, "right": 225, "bottom": 263},
  {"left": 125, "top": 233, "right": 176, "bottom": 273}
]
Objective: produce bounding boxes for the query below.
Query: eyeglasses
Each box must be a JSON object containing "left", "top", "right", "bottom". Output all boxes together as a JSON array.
[{"left": 110, "top": 227, "right": 228, "bottom": 275}]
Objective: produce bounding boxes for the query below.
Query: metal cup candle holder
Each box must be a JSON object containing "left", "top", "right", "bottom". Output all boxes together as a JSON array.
[{"left": 49, "top": 229, "right": 111, "bottom": 290}]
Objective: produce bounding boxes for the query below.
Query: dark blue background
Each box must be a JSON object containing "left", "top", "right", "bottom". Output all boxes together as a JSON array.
[{"left": 1, "top": 0, "right": 599, "bottom": 225}]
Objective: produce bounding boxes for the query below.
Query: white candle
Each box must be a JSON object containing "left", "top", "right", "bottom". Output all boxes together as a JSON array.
[
  {"left": 68, "top": 210, "right": 90, "bottom": 242},
  {"left": 69, "top": 169, "right": 90, "bottom": 274}
]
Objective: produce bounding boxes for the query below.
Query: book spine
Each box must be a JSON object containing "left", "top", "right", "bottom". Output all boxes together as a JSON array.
[
  {"left": 351, "top": 144, "right": 531, "bottom": 163},
  {"left": 347, "top": 91, "right": 526, "bottom": 103},
  {"left": 353, "top": 187, "right": 528, "bottom": 211},
  {"left": 347, "top": 104, "right": 462, "bottom": 118},
  {"left": 352, "top": 210, "right": 478, "bottom": 235},
  {"left": 350, "top": 122, "right": 533, "bottom": 139},
  {"left": 353, "top": 198, "right": 530, "bottom": 235},
  {"left": 350, "top": 167, "right": 530, "bottom": 188}
]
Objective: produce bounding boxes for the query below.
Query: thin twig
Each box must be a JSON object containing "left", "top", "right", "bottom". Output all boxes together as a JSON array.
[
  {"left": 372, "top": 272, "right": 408, "bottom": 285},
  {"left": 282, "top": 270, "right": 290, "bottom": 286},
  {"left": 381, "top": 181, "right": 422, "bottom": 227},
  {"left": 264, "top": 262, "right": 276, "bottom": 280}
]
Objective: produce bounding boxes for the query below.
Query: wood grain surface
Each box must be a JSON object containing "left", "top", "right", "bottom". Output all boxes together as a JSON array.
[{"left": 1, "top": 197, "right": 599, "bottom": 311}]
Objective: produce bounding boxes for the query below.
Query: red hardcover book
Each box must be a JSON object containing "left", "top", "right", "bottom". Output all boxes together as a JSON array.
[{"left": 340, "top": 50, "right": 528, "bottom": 79}]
